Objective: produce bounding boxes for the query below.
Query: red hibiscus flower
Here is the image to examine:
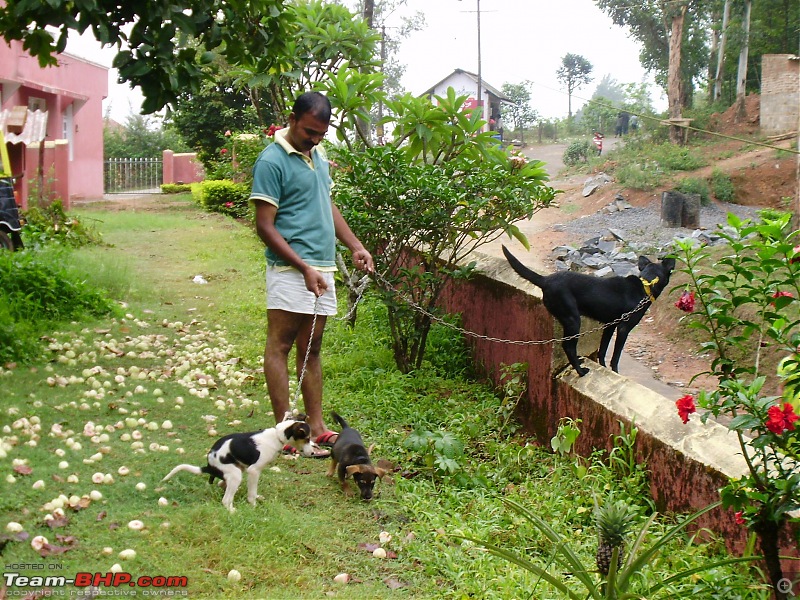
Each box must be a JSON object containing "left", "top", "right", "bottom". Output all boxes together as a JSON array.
[
  {"left": 734, "top": 511, "right": 746, "bottom": 525},
  {"left": 676, "top": 395, "right": 696, "bottom": 424},
  {"left": 220, "top": 148, "right": 228, "bottom": 155},
  {"left": 766, "top": 403, "right": 799, "bottom": 434},
  {"left": 771, "top": 291, "right": 793, "bottom": 306},
  {"left": 675, "top": 290, "right": 695, "bottom": 312},
  {"left": 266, "top": 124, "right": 283, "bottom": 137}
]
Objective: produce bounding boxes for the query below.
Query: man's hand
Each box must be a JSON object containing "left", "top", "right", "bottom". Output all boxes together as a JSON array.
[
  {"left": 303, "top": 268, "right": 329, "bottom": 297},
  {"left": 352, "top": 248, "right": 374, "bottom": 274}
]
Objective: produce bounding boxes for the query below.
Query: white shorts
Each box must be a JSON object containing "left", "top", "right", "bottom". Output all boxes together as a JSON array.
[{"left": 266, "top": 267, "right": 338, "bottom": 316}]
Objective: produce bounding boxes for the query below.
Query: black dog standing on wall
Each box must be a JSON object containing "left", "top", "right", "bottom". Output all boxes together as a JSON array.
[{"left": 502, "top": 245, "right": 675, "bottom": 376}]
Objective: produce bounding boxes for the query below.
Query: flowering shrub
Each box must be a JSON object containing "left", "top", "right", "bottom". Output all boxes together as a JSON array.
[
  {"left": 673, "top": 211, "right": 800, "bottom": 597},
  {"left": 194, "top": 180, "right": 251, "bottom": 220}
]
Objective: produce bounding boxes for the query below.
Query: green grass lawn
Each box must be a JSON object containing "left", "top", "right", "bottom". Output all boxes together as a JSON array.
[{"left": 0, "top": 195, "right": 771, "bottom": 599}]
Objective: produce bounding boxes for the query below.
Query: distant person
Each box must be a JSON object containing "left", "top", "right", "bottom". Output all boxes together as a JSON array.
[
  {"left": 614, "top": 114, "right": 624, "bottom": 137},
  {"left": 629, "top": 115, "right": 639, "bottom": 132},
  {"left": 593, "top": 131, "right": 604, "bottom": 155},
  {"left": 620, "top": 111, "right": 630, "bottom": 135}
]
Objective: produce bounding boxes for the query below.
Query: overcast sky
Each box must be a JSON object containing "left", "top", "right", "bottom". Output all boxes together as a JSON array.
[{"left": 67, "top": 0, "right": 666, "bottom": 123}]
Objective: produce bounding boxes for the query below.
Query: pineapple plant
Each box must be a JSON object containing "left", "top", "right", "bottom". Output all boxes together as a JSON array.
[{"left": 594, "top": 498, "right": 637, "bottom": 577}]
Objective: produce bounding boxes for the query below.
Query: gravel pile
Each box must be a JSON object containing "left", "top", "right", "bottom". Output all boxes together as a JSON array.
[{"left": 552, "top": 200, "right": 764, "bottom": 255}]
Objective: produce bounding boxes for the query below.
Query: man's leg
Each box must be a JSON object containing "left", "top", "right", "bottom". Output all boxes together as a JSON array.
[
  {"left": 295, "top": 315, "right": 333, "bottom": 440},
  {"left": 264, "top": 309, "right": 302, "bottom": 424}
]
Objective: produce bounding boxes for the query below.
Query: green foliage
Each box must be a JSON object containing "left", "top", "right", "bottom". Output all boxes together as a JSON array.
[
  {"left": 206, "top": 133, "right": 269, "bottom": 183},
  {"left": 556, "top": 53, "right": 593, "bottom": 117},
  {"left": 711, "top": 168, "right": 736, "bottom": 203},
  {"left": 500, "top": 82, "right": 539, "bottom": 133},
  {"left": 675, "top": 177, "right": 711, "bottom": 206},
  {"left": 403, "top": 427, "right": 466, "bottom": 478},
  {"left": 103, "top": 114, "right": 189, "bottom": 159},
  {"left": 610, "top": 140, "right": 708, "bottom": 190},
  {"left": 21, "top": 200, "right": 104, "bottom": 249},
  {"left": 335, "top": 91, "right": 556, "bottom": 371},
  {"left": 0, "top": 249, "right": 117, "bottom": 363},
  {"left": 551, "top": 417, "right": 581, "bottom": 456},
  {"left": 563, "top": 139, "right": 595, "bottom": 165},
  {"left": 160, "top": 183, "right": 193, "bottom": 194},
  {"left": 498, "top": 362, "right": 528, "bottom": 434},
  {"left": 0, "top": 0, "right": 293, "bottom": 113},
  {"left": 194, "top": 180, "right": 251, "bottom": 219},
  {"left": 674, "top": 211, "right": 800, "bottom": 591}
]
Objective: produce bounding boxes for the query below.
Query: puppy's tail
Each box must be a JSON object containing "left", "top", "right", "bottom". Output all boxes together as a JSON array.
[
  {"left": 162, "top": 464, "right": 203, "bottom": 482},
  {"left": 502, "top": 245, "right": 546, "bottom": 289},
  {"left": 330, "top": 411, "right": 348, "bottom": 430}
]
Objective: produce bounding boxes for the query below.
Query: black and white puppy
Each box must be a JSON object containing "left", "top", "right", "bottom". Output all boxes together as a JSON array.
[{"left": 162, "top": 419, "right": 313, "bottom": 512}]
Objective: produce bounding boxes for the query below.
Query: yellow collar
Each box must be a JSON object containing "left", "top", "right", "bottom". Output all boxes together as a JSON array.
[{"left": 640, "top": 276, "right": 659, "bottom": 302}]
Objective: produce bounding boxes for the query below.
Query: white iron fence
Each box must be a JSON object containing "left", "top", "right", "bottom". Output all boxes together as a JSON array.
[{"left": 104, "top": 157, "right": 163, "bottom": 193}]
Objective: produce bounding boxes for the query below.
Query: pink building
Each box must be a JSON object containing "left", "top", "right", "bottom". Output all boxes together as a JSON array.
[{"left": 0, "top": 39, "right": 107, "bottom": 208}]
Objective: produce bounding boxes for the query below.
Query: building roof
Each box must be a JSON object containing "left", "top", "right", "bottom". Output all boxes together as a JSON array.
[{"left": 421, "top": 68, "right": 512, "bottom": 103}]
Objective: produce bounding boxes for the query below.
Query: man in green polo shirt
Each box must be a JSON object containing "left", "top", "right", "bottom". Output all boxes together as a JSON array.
[{"left": 251, "top": 92, "right": 374, "bottom": 456}]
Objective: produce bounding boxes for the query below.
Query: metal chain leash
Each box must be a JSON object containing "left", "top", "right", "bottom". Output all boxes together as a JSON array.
[
  {"left": 292, "top": 267, "right": 650, "bottom": 402},
  {"left": 370, "top": 269, "right": 652, "bottom": 346}
]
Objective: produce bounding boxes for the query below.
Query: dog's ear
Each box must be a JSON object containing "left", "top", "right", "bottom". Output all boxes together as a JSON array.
[
  {"left": 286, "top": 422, "right": 311, "bottom": 441},
  {"left": 367, "top": 443, "right": 375, "bottom": 456},
  {"left": 661, "top": 257, "right": 676, "bottom": 272},
  {"left": 375, "top": 467, "right": 388, "bottom": 480},
  {"left": 637, "top": 255, "right": 653, "bottom": 270},
  {"left": 346, "top": 464, "right": 364, "bottom": 477}
]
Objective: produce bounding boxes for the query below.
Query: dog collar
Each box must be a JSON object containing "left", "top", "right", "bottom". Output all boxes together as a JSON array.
[{"left": 640, "top": 276, "right": 659, "bottom": 302}]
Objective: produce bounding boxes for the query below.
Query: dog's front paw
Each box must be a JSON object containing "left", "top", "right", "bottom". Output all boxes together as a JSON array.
[
  {"left": 576, "top": 366, "right": 590, "bottom": 377},
  {"left": 225, "top": 504, "right": 236, "bottom": 513}
]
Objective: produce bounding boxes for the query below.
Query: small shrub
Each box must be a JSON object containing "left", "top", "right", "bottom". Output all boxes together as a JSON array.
[
  {"left": 563, "top": 140, "right": 595, "bottom": 166},
  {"left": 614, "top": 162, "right": 664, "bottom": 190},
  {"left": 650, "top": 144, "right": 707, "bottom": 171},
  {"left": 160, "top": 183, "right": 192, "bottom": 194},
  {"left": 22, "top": 200, "right": 103, "bottom": 249},
  {"left": 195, "top": 179, "right": 252, "bottom": 219},
  {"left": 710, "top": 168, "right": 735, "bottom": 202},
  {"left": 675, "top": 177, "right": 711, "bottom": 205}
]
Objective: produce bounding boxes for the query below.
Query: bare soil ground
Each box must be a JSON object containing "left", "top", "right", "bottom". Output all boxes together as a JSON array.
[{"left": 500, "top": 96, "right": 797, "bottom": 396}]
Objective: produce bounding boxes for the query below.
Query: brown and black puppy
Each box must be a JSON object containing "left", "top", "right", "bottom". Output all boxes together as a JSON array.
[
  {"left": 503, "top": 245, "right": 675, "bottom": 377},
  {"left": 327, "top": 412, "right": 386, "bottom": 501}
]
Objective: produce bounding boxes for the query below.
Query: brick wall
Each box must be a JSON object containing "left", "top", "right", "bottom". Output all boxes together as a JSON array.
[{"left": 760, "top": 54, "right": 800, "bottom": 135}]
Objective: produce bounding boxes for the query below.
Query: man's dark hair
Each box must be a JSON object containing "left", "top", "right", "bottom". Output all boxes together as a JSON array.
[{"left": 293, "top": 92, "right": 332, "bottom": 122}]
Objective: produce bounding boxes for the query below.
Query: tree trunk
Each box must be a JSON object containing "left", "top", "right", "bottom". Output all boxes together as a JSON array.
[
  {"left": 754, "top": 518, "right": 788, "bottom": 600},
  {"left": 713, "top": 0, "right": 731, "bottom": 102},
  {"left": 667, "top": 4, "right": 687, "bottom": 144},
  {"left": 734, "top": 0, "right": 752, "bottom": 123}
]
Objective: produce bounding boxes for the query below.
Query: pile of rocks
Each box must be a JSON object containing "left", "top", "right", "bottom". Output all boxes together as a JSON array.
[{"left": 551, "top": 227, "right": 728, "bottom": 277}]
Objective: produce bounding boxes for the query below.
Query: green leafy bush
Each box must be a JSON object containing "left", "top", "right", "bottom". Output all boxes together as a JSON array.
[
  {"left": 160, "top": 183, "right": 193, "bottom": 194},
  {"left": 710, "top": 168, "right": 735, "bottom": 202},
  {"left": 614, "top": 162, "right": 665, "bottom": 190},
  {"left": 563, "top": 139, "right": 595, "bottom": 166},
  {"left": 22, "top": 200, "right": 103, "bottom": 249},
  {"left": 0, "top": 250, "right": 117, "bottom": 363},
  {"left": 194, "top": 179, "right": 252, "bottom": 219},
  {"left": 674, "top": 177, "right": 711, "bottom": 205}
]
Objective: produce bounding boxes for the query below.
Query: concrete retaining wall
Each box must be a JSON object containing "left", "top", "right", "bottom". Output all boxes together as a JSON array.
[
  {"left": 438, "top": 250, "right": 799, "bottom": 561},
  {"left": 761, "top": 54, "right": 800, "bottom": 136}
]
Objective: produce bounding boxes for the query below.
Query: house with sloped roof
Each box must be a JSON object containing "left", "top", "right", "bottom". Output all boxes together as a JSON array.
[
  {"left": 421, "top": 68, "right": 511, "bottom": 137},
  {"left": 0, "top": 39, "right": 107, "bottom": 208}
]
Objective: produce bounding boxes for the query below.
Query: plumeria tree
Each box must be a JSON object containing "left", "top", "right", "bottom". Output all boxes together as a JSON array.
[{"left": 672, "top": 212, "right": 800, "bottom": 600}]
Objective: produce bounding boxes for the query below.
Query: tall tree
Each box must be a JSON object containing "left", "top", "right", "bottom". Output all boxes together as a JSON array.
[
  {"left": 713, "top": 0, "right": 732, "bottom": 102},
  {"left": 734, "top": 0, "right": 753, "bottom": 121},
  {"left": 556, "top": 54, "right": 594, "bottom": 119},
  {"left": 500, "top": 82, "right": 539, "bottom": 144},
  {"left": 0, "top": 0, "right": 292, "bottom": 114}
]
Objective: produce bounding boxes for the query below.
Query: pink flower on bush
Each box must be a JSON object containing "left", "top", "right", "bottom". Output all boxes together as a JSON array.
[
  {"left": 224, "top": 202, "right": 234, "bottom": 208},
  {"left": 220, "top": 148, "right": 228, "bottom": 155},
  {"left": 765, "top": 403, "right": 799, "bottom": 434},
  {"left": 224, "top": 130, "right": 232, "bottom": 137},
  {"left": 676, "top": 394, "right": 696, "bottom": 424},
  {"left": 675, "top": 290, "right": 695, "bottom": 312},
  {"left": 734, "top": 511, "right": 746, "bottom": 525},
  {"left": 791, "top": 245, "right": 800, "bottom": 264}
]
